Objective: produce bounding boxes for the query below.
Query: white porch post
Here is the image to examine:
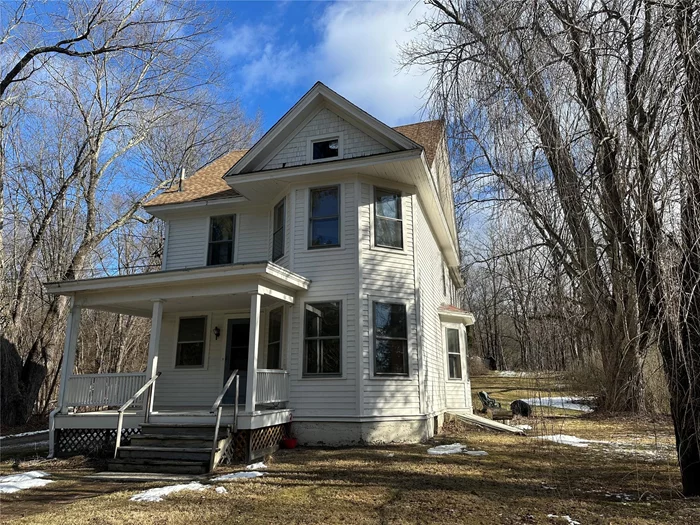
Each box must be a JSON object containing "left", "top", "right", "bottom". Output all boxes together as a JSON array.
[
  {"left": 56, "top": 300, "right": 82, "bottom": 413},
  {"left": 145, "top": 300, "right": 164, "bottom": 414},
  {"left": 246, "top": 292, "right": 262, "bottom": 413}
]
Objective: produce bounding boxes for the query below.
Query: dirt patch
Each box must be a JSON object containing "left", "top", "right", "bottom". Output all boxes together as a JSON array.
[{"left": 1, "top": 415, "right": 49, "bottom": 438}]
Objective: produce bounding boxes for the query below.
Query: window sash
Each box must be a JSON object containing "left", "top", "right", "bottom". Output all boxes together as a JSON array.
[
  {"left": 176, "top": 317, "right": 206, "bottom": 368},
  {"left": 446, "top": 328, "right": 462, "bottom": 379},
  {"left": 309, "top": 187, "right": 340, "bottom": 248},
  {"left": 373, "top": 302, "right": 409, "bottom": 376},
  {"left": 207, "top": 215, "right": 235, "bottom": 266},
  {"left": 272, "top": 199, "right": 285, "bottom": 261},
  {"left": 374, "top": 189, "right": 403, "bottom": 249},
  {"left": 304, "top": 302, "right": 341, "bottom": 375},
  {"left": 267, "top": 308, "right": 283, "bottom": 369}
]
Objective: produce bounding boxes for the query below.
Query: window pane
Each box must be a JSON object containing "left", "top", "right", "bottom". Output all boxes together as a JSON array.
[
  {"left": 310, "top": 218, "right": 339, "bottom": 247},
  {"left": 177, "top": 317, "right": 206, "bottom": 342},
  {"left": 273, "top": 230, "right": 284, "bottom": 261},
  {"left": 374, "top": 303, "right": 407, "bottom": 338},
  {"left": 274, "top": 200, "right": 285, "bottom": 229},
  {"left": 311, "top": 187, "right": 339, "bottom": 217},
  {"left": 176, "top": 342, "right": 204, "bottom": 367},
  {"left": 446, "top": 328, "right": 460, "bottom": 354},
  {"left": 268, "top": 308, "right": 283, "bottom": 343},
  {"left": 449, "top": 355, "right": 462, "bottom": 379},
  {"left": 375, "top": 190, "right": 400, "bottom": 219},
  {"left": 210, "top": 215, "right": 234, "bottom": 242},
  {"left": 375, "top": 217, "right": 403, "bottom": 248},
  {"left": 305, "top": 302, "right": 340, "bottom": 337},
  {"left": 305, "top": 340, "right": 318, "bottom": 374},
  {"left": 208, "top": 241, "right": 233, "bottom": 265},
  {"left": 375, "top": 339, "right": 408, "bottom": 375},
  {"left": 313, "top": 139, "right": 339, "bottom": 160},
  {"left": 321, "top": 339, "right": 341, "bottom": 374},
  {"left": 267, "top": 343, "right": 281, "bottom": 369}
]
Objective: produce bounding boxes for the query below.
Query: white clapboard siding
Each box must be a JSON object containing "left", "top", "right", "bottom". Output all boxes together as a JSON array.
[
  {"left": 263, "top": 108, "right": 390, "bottom": 171},
  {"left": 165, "top": 217, "right": 208, "bottom": 270},
  {"left": 237, "top": 210, "right": 270, "bottom": 262},
  {"left": 286, "top": 183, "right": 359, "bottom": 416},
  {"left": 358, "top": 183, "right": 420, "bottom": 416}
]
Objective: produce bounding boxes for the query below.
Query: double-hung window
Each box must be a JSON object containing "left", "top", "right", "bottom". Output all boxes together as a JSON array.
[
  {"left": 176, "top": 316, "right": 207, "bottom": 367},
  {"left": 207, "top": 215, "right": 235, "bottom": 265},
  {"left": 304, "top": 302, "right": 341, "bottom": 375},
  {"left": 446, "top": 328, "right": 462, "bottom": 379},
  {"left": 272, "top": 199, "right": 285, "bottom": 261},
  {"left": 266, "top": 307, "right": 283, "bottom": 369},
  {"left": 373, "top": 302, "right": 409, "bottom": 376},
  {"left": 374, "top": 188, "right": 403, "bottom": 249},
  {"left": 309, "top": 186, "right": 340, "bottom": 248}
]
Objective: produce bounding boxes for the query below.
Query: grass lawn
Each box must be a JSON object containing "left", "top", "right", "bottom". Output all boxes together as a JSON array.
[{"left": 1, "top": 373, "right": 697, "bottom": 524}]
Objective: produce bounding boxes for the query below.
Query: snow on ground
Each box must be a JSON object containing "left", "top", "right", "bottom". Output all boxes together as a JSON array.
[
  {"left": 0, "top": 471, "right": 53, "bottom": 494},
  {"left": 0, "top": 430, "right": 48, "bottom": 441},
  {"left": 520, "top": 396, "right": 593, "bottom": 412},
  {"left": 535, "top": 434, "right": 608, "bottom": 448},
  {"left": 427, "top": 443, "right": 465, "bottom": 455},
  {"left": 130, "top": 482, "right": 208, "bottom": 502},
  {"left": 514, "top": 424, "right": 532, "bottom": 431},
  {"left": 245, "top": 462, "right": 267, "bottom": 470},
  {"left": 547, "top": 514, "right": 581, "bottom": 525},
  {"left": 215, "top": 486, "right": 228, "bottom": 494},
  {"left": 464, "top": 450, "right": 488, "bottom": 456},
  {"left": 212, "top": 471, "right": 265, "bottom": 480}
]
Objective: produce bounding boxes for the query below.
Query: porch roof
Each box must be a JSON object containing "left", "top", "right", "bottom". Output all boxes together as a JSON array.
[{"left": 45, "top": 261, "right": 310, "bottom": 316}]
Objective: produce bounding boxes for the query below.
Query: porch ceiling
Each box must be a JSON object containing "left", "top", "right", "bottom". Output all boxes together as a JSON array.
[{"left": 44, "top": 261, "right": 310, "bottom": 317}]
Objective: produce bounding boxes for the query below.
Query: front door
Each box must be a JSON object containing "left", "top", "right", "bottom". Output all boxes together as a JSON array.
[{"left": 224, "top": 318, "right": 250, "bottom": 404}]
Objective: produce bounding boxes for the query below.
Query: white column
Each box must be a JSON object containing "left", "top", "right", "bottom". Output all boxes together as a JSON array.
[
  {"left": 56, "top": 300, "right": 82, "bottom": 413},
  {"left": 246, "top": 292, "right": 262, "bottom": 413},
  {"left": 145, "top": 300, "right": 164, "bottom": 413}
]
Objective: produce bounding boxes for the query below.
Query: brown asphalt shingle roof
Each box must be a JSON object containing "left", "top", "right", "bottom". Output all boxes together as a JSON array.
[{"left": 145, "top": 120, "right": 444, "bottom": 208}]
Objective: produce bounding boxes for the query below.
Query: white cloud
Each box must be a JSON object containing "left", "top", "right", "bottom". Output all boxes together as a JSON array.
[{"left": 219, "top": 0, "right": 432, "bottom": 126}]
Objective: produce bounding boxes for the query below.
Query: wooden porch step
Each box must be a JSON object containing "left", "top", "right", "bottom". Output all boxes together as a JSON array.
[
  {"left": 140, "top": 423, "right": 227, "bottom": 437},
  {"left": 108, "top": 458, "right": 209, "bottom": 475},
  {"left": 130, "top": 434, "right": 224, "bottom": 448},
  {"left": 118, "top": 445, "right": 216, "bottom": 462}
]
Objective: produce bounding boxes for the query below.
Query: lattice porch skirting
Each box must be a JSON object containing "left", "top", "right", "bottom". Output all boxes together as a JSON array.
[
  {"left": 220, "top": 424, "right": 288, "bottom": 464},
  {"left": 55, "top": 428, "right": 140, "bottom": 457}
]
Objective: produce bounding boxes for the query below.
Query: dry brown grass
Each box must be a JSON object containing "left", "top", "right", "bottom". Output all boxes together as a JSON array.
[{"left": 1, "top": 373, "right": 697, "bottom": 524}]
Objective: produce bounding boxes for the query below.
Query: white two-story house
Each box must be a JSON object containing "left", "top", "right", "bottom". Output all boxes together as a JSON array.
[{"left": 46, "top": 83, "right": 475, "bottom": 473}]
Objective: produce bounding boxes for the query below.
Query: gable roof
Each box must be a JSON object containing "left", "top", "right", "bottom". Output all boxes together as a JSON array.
[{"left": 144, "top": 121, "right": 443, "bottom": 209}]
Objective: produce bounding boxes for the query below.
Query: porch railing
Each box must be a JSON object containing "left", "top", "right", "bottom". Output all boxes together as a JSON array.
[
  {"left": 64, "top": 373, "right": 147, "bottom": 407},
  {"left": 256, "top": 369, "right": 289, "bottom": 404}
]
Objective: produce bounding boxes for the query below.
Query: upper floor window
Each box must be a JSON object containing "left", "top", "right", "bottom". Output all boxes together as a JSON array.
[
  {"left": 304, "top": 301, "right": 341, "bottom": 375},
  {"left": 267, "top": 307, "right": 283, "bottom": 369},
  {"left": 208, "top": 215, "right": 235, "bottom": 266},
  {"left": 374, "top": 188, "right": 403, "bottom": 249},
  {"left": 272, "top": 199, "right": 285, "bottom": 261},
  {"left": 176, "top": 316, "right": 207, "bottom": 368},
  {"left": 446, "top": 327, "right": 462, "bottom": 379},
  {"left": 309, "top": 186, "right": 340, "bottom": 248},
  {"left": 312, "top": 138, "right": 339, "bottom": 161},
  {"left": 373, "top": 302, "right": 408, "bottom": 376}
]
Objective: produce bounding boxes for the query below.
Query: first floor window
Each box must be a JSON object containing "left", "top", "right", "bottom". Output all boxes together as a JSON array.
[
  {"left": 374, "top": 302, "right": 408, "bottom": 376},
  {"left": 267, "top": 307, "right": 283, "bottom": 369},
  {"left": 446, "top": 328, "right": 462, "bottom": 379},
  {"left": 304, "top": 302, "right": 341, "bottom": 375},
  {"left": 176, "top": 316, "right": 207, "bottom": 367},
  {"left": 309, "top": 186, "right": 340, "bottom": 248},
  {"left": 208, "top": 215, "right": 235, "bottom": 265},
  {"left": 374, "top": 188, "right": 403, "bottom": 249}
]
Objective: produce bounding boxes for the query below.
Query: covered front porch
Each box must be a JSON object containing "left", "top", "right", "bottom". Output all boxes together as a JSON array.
[{"left": 45, "top": 262, "right": 310, "bottom": 457}]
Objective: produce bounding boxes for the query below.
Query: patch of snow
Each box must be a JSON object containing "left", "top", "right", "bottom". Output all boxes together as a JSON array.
[
  {"left": 385, "top": 452, "right": 395, "bottom": 458},
  {"left": 496, "top": 371, "right": 519, "bottom": 377},
  {"left": 535, "top": 434, "right": 608, "bottom": 448},
  {"left": 427, "top": 443, "right": 466, "bottom": 455},
  {"left": 130, "top": 482, "right": 208, "bottom": 502},
  {"left": 0, "top": 471, "right": 53, "bottom": 494},
  {"left": 215, "top": 486, "right": 227, "bottom": 494},
  {"left": 547, "top": 514, "right": 581, "bottom": 525},
  {"left": 464, "top": 450, "right": 488, "bottom": 456},
  {"left": 245, "top": 462, "right": 267, "bottom": 470},
  {"left": 514, "top": 424, "right": 532, "bottom": 431},
  {"left": 212, "top": 471, "right": 265, "bottom": 481},
  {"left": 0, "top": 430, "right": 48, "bottom": 441},
  {"left": 520, "top": 396, "right": 593, "bottom": 412}
]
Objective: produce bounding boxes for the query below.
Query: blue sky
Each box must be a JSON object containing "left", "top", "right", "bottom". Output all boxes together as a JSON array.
[{"left": 207, "top": 0, "right": 433, "bottom": 130}]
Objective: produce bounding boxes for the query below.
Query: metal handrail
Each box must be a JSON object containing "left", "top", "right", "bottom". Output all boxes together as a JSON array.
[
  {"left": 209, "top": 369, "right": 239, "bottom": 471},
  {"left": 114, "top": 372, "right": 161, "bottom": 459}
]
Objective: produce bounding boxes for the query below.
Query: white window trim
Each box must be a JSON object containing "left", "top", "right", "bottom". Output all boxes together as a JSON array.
[
  {"left": 443, "top": 322, "right": 466, "bottom": 382},
  {"left": 173, "top": 314, "right": 211, "bottom": 370},
  {"left": 369, "top": 185, "right": 409, "bottom": 255},
  {"left": 307, "top": 132, "right": 344, "bottom": 164},
  {"left": 305, "top": 184, "right": 344, "bottom": 251},
  {"left": 299, "top": 297, "right": 347, "bottom": 380},
  {"left": 368, "top": 295, "right": 414, "bottom": 381}
]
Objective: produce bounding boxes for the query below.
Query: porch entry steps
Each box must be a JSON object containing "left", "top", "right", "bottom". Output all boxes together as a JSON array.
[{"left": 108, "top": 423, "right": 230, "bottom": 475}]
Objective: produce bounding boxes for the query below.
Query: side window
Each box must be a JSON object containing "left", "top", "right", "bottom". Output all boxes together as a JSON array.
[
  {"left": 272, "top": 199, "right": 285, "bottom": 261},
  {"left": 446, "top": 328, "right": 462, "bottom": 379},
  {"left": 309, "top": 186, "right": 340, "bottom": 248},
  {"left": 266, "top": 307, "right": 283, "bottom": 369},
  {"left": 176, "top": 316, "right": 207, "bottom": 367},
  {"left": 373, "top": 302, "right": 408, "bottom": 376},
  {"left": 374, "top": 188, "right": 403, "bottom": 249},
  {"left": 304, "top": 302, "right": 341, "bottom": 375},
  {"left": 208, "top": 215, "right": 235, "bottom": 266}
]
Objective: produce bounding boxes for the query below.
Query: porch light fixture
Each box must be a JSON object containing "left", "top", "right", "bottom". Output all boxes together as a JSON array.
[{"left": 213, "top": 326, "right": 221, "bottom": 340}]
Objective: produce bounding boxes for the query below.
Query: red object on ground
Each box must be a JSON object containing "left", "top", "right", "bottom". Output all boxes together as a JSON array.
[{"left": 281, "top": 437, "right": 297, "bottom": 449}]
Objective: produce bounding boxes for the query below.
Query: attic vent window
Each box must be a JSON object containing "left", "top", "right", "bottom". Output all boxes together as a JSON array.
[{"left": 312, "top": 138, "right": 339, "bottom": 160}]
